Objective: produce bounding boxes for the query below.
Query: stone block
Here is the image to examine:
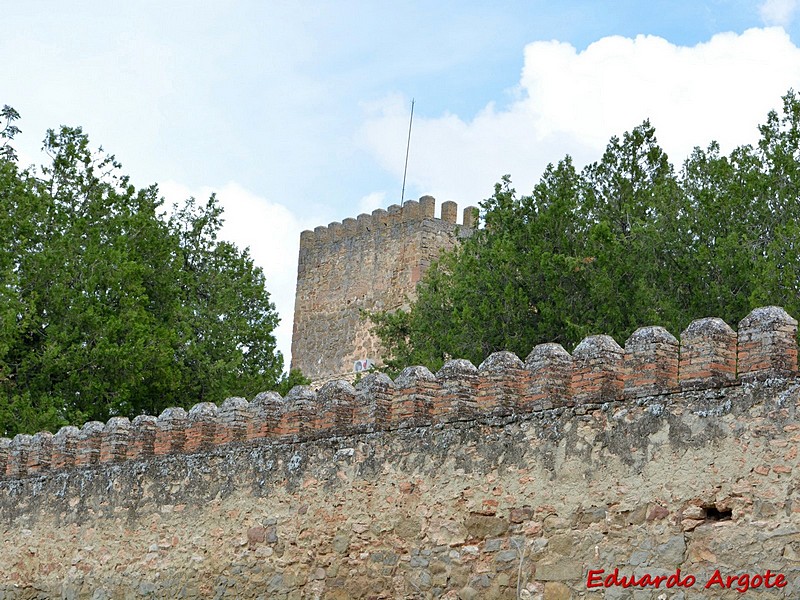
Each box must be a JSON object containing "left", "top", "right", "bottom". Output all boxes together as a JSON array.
[
  {"left": 342, "top": 217, "right": 357, "bottom": 236},
  {"left": 28, "top": 431, "right": 54, "bottom": 473},
  {"left": 8, "top": 434, "right": 32, "bottom": 478},
  {"left": 401, "top": 200, "right": 420, "bottom": 222},
  {"left": 572, "top": 335, "right": 624, "bottom": 403},
  {"left": 478, "top": 351, "right": 526, "bottom": 415},
  {"left": 154, "top": 407, "right": 187, "bottom": 455},
  {"left": 624, "top": 326, "right": 679, "bottom": 398},
  {"left": 738, "top": 306, "right": 798, "bottom": 381},
  {"left": 435, "top": 359, "right": 479, "bottom": 420},
  {"left": 462, "top": 206, "right": 478, "bottom": 229},
  {"left": 217, "top": 397, "right": 249, "bottom": 444},
  {"left": 0, "top": 437, "right": 10, "bottom": 477},
  {"left": 249, "top": 391, "right": 284, "bottom": 439},
  {"left": 535, "top": 560, "right": 582, "bottom": 581},
  {"left": 419, "top": 195, "right": 436, "bottom": 218},
  {"left": 356, "top": 213, "right": 372, "bottom": 233},
  {"left": 185, "top": 402, "right": 219, "bottom": 452},
  {"left": 77, "top": 421, "right": 105, "bottom": 466},
  {"left": 392, "top": 366, "right": 438, "bottom": 426},
  {"left": 316, "top": 380, "right": 357, "bottom": 432},
  {"left": 99, "top": 417, "right": 130, "bottom": 463},
  {"left": 525, "top": 343, "right": 572, "bottom": 409},
  {"left": 354, "top": 372, "right": 394, "bottom": 431},
  {"left": 281, "top": 386, "right": 317, "bottom": 437},
  {"left": 52, "top": 425, "right": 80, "bottom": 469},
  {"left": 679, "top": 317, "right": 736, "bottom": 390},
  {"left": 128, "top": 415, "right": 157, "bottom": 459}
]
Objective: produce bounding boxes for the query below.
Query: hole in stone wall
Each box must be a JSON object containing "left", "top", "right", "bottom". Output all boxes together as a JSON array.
[{"left": 703, "top": 504, "right": 732, "bottom": 521}]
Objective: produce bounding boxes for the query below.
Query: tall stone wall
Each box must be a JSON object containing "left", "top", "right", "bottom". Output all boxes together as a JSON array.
[
  {"left": 291, "top": 196, "right": 476, "bottom": 382},
  {"left": 2, "top": 306, "right": 800, "bottom": 599}
]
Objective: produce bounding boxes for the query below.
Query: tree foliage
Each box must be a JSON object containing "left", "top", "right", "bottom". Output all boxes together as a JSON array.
[
  {"left": 0, "top": 115, "right": 304, "bottom": 436},
  {"left": 372, "top": 91, "right": 800, "bottom": 375}
]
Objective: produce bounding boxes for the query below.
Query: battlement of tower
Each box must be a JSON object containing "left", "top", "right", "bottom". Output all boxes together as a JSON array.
[{"left": 298, "top": 196, "right": 477, "bottom": 252}]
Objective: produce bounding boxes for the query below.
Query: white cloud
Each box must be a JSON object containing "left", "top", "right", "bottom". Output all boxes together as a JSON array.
[
  {"left": 760, "top": 0, "right": 799, "bottom": 26},
  {"left": 360, "top": 28, "right": 800, "bottom": 206},
  {"left": 357, "top": 191, "right": 387, "bottom": 215},
  {"left": 158, "top": 180, "right": 319, "bottom": 371}
]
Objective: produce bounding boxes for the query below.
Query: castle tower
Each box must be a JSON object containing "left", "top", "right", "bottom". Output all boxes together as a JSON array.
[{"left": 291, "top": 196, "right": 477, "bottom": 382}]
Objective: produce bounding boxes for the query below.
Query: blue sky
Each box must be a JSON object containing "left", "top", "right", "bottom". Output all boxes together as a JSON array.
[{"left": 5, "top": 1, "right": 800, "bottom": 368}]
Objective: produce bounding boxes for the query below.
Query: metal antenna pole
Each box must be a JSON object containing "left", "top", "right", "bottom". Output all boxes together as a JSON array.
[{"left": 401, "top": 98, "right": 414, "bottom": 205}]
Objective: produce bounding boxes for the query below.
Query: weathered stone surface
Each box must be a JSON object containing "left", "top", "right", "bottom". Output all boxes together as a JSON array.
[
  {"left": 543, "top": 581, "right": 572, "bottom": 600},
  {"left": 738, "top": 305, "right": 798, "bottom": 380},
  {"left": 624, "top": 326, "right": 679, "bottom": 398},
  {"left": 1, "top": 379, "right": 800, "bottom": 598},
  {"left": 680, "top": 316, "right": 736, "bottom": 390},
  {"left": 479, "top": 351, "right": 526, "bottom": 414},
  {"left": 525, "top": 343, "right": 572, "bottom": 409},
  {"left": 291, "top": 196, "right": 476, "bottom": 382},
  {"left": 466, "top": 514, "right": 510, "bottom": 539},
  {"left": 572, "top": 335, "right": 624, "bottom": 403},
  {"left": 436, "top": 359, "right": 479, "bottom": 419},
  {"left": 394, "top": 365, "right": 436, "bottom": 388},
  {"left": 536, "top": 560, "right": 582, "bottom": 581}
]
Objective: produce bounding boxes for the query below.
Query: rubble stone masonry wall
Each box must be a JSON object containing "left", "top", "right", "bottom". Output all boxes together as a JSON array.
[
  {"left": 3, "top": 307, "right": 800, "bottom": 598},
  {"left": 291, "top": 197, "right": 476, "bottom": 381}
]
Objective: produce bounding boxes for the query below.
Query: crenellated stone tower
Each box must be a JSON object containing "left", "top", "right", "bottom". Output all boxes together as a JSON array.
[{"left": 291, "top": 196, "right": 476, "bottom": 382}]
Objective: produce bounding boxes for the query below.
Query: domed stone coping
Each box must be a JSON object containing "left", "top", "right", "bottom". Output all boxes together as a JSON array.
[
  {"left": 52, "top": 425, "right": 80, "bottom": 470},
  {"left": 624, "top": 326, "right": 679, "bottom": 399},
  {"left": 128, "top": 415, "right": 157, "bottom": 460},
  {"left": 249, "top": 392, "right": 284, "bottom": 439},
  {"left": 77, "top": 421, "right": 106, "bottom": 466},
  {"left": 525, "top": 343, "right": 572, "bottom": 410},
  {"left": 392, "top": 366, "right": 437, "bottom": 426},
  {"left": 679, "top": 317, "right": 736, "bottom": 391},
  {"left": 280, "top": 386, "right": 317, "bottom": 437},
  {"left": 154, "top": 407, "right": 188, "bottom": 456},
  {"left": 27, "top": 431, "right": 54, "bottom": 474},
  {"left": 353, "top": 373, "right": 394, "bottom": 432},
  {"left": 8, "top": 434, "right": 32, "bottom": 477},
  {"left": 478, "top": 351, "right": 527, "bottom": 416},
  {"left": 316, "top": 380, "right": 356, "bottom": 434},
  {"left": 738, "top": 306, "right": 798, "bottom": 381},
  {"left": 572, "top": 335, "right": 624, "bottom": 404},
  {"left": 99, "top": 417, "right": 130, "bottom": 463},
  {"left": 185, "top": 402, "right": 219, "bottom": 453},
  {"left": 217, "top": 397, "right": 249, "bottom": 445},
  {"left": 0, "top": 437, "right": 10, "bottom": 476},
  {"left": 435, "top": 359, "right": 478, "bottom": 421}
]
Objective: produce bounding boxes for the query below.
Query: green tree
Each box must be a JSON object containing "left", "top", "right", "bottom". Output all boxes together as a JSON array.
[
  {"left": 0, "top": 108, "right": 65, "bottom": 434},
  {"left": 0, "top": 117, "right": 301, "bottom": 436},
  {"left": 372, "top": 158, "right": 588, "bottom": 372},
  {"left": 166, "top": 195, "right": 284, "bottom": 410},
  {"left": 577, "top": 120, "right": 683, "bottom": 336},
  {"left": 372, "top": 92, "right": 800, "bottom": 375}
]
